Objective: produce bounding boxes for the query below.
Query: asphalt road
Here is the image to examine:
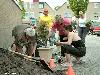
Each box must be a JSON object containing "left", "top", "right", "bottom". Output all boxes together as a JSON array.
[{"left": 74, "top": 35, "right": 100, "bottom": 75}]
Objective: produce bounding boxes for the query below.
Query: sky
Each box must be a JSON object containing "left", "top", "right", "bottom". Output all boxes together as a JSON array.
[
  {"left": 22, "top": 0, "right": 100, "bottom": 9},
  {"left": 39, "top": 0, "right": 67, "bottom": 9}
]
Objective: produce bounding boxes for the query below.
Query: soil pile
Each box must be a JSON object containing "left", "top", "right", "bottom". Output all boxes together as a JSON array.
[{"left": 0, "top": 48, "right": 65, "bottom": 75}]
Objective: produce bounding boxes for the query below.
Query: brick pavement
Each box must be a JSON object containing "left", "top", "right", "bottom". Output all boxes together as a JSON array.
[{"left": 73, "top": 35, "right": 100, "bottom": 75}]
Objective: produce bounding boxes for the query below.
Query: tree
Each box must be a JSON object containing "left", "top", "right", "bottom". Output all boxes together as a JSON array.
[{"left": 68, "top": 0, "right": 89, "bottom": 17}]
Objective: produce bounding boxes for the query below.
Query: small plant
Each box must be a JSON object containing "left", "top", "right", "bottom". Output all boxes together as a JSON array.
[
  {"left": 36, "top": 21, "right": 49, "bottom": 47},
  {"left": 85, "top": 21, "right": 92, "bottom": 28}
]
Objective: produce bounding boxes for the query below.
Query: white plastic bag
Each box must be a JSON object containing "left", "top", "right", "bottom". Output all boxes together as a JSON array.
[
  {"left": 55, "top": 31, "right": 59, "bottom": 42},
  {"left": 24, "top": 28, "right": 35, "bottom": 36}
]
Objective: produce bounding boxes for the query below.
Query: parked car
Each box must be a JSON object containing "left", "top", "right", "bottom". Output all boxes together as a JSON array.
[{"left": 91, "top": 20, "right": 100, "bottom": 36}]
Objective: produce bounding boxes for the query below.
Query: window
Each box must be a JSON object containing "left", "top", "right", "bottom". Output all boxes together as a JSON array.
[
  {"left": 67, "top": 6, "right": 70, "bottom": 9},
  {"left": 64, "top": 12, "right": 72, "bottom": 18},
  {"left": 39, "top": 2, "right": 44, "bottom": 9},
  {"left": 94, "top": 3, "right": 99, "bottom": 8},
  {"left": 24, "top": 12, "right": 30, "bottom": 20},
  {"left": 39, "top": 12, "right": 43, "bottom": 16},
  {"left": 29, "top": 2, "right": 33, "bottom": 9},
  {"left": 23, "top": 2, "right": 27, "bottom": 9},
  {"left": 23, "top": 2, "right": 33, "bottom": 10},
  {"left": 24, "top": 12, "right": 34, "bottom": 20},
  {"left": 27, "top": 2, "right": 30, "bottom": 9}
]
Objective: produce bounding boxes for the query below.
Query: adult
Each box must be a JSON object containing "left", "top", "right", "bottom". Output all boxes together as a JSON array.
[
  {"left": 56, "top": 25, "right": 86, "bottom": 66},
  {"left": 39, "top": 8, "right": 53, "bottom": 29},
  {"left": 51, "top": 15, "right": 71, "bottom": 57},
  {"left": 11, "top": 25, "right": 36, "bottom": 56},
  {"left": 39, "top": 8, "right": 54, "bottom": 45},
  {"left": 78, "top": 11, "right": 88, "bottom": 43}
]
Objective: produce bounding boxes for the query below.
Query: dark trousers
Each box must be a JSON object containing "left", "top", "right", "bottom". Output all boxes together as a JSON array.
[
  {"left": 63, "top": 45, "right": 86, "bottom": 57},
  {"left": 59, "top": 35, "right": 67, "bottom": 57},
  {"left": 78, "top": 27, "right": 89, "bottom": 43}
]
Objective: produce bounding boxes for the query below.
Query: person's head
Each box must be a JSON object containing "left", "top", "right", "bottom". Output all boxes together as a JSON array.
[
  {"left": 43, "top": 8, "right": 49, "bottom": 16},
  {"left": 64, "top": 25, "right": 73, "bottom": 35},
  {"left": 55, "top": 15, "right": 71, "bottom": 26},
  {"left": 79, "top": 11, "right": 84, "bottom": 18},
  {"left": 55, "top": 15, "right": 63, "bottom": 23},
  {"left": 79, "top": 11, "right": 83, "bottom": 15}
]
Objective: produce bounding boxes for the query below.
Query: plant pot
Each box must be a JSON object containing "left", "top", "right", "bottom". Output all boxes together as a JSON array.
[{"left": 37, "top": 47, "right": 52, "bottom": 63}]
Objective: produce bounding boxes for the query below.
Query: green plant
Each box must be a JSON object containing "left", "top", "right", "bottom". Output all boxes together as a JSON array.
[
  {"left": 36, "top": 21, "right": 49, "bottom": 47},
  {"left": 68, "top": 0, "right": 89, "bottom": 17},
  {"left": 85, "top": 21, "right": 92, "bottom": 28}
]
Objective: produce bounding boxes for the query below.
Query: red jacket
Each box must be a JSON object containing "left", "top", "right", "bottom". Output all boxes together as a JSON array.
[{"left": 52, "top": 18, "right": 71, "bottom": 35}]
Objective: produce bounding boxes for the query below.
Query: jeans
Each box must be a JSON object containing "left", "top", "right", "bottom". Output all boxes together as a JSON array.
[{"left": 78, "top": 27, "right": 89, "bottom": 43}]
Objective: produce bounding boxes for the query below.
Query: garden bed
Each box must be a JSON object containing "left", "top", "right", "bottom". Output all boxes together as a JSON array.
[{"left": 0, "top": 48, "right": 65, "bottom": 75}]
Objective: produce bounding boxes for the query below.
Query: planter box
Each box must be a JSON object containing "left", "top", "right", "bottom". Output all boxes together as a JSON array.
[{"left": 37, "top": 47, "right": 52, "bottom": 63}]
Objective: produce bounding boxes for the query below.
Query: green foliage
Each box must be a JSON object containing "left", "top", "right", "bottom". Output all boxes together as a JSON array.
[
  {"left": 19, "top": 0, "right": 26, "bottom": 19},
  {"left": 36, "top": 21, "right": 49, "bottom": 46},
  {"left": 68, "top": 0, "right": 89, "bottom": 17},
  {"left": 85, "top": 21, "right": 92, "bottom": 28}
]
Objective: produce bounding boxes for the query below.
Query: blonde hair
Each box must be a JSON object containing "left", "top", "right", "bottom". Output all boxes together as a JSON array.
[{"left": 79, "top": 11, "right": 83, "bottom": 15}]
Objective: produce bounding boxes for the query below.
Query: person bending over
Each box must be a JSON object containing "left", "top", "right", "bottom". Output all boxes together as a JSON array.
[
  {"left": 11, "top": 25, "right": 36, "bottom": 56},
  {"left": 56, "top": 25, "right": 86, "bottom": 66}
]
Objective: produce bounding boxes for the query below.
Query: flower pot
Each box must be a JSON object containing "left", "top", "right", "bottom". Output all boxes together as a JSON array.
[{"left": 37, "top": 47, "right": 52, "bottom": 63}]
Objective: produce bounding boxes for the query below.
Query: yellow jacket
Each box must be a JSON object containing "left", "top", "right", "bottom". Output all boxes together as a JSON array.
[{"left": 39, "top": 15, "right": 53, "bottom": 29}]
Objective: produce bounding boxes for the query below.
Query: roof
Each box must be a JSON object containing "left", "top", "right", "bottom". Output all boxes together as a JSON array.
[{"left": 55, "top": 2, "right": 69, "bottom": 11}]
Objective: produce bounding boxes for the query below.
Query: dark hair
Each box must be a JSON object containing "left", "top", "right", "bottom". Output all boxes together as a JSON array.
[{"left": 64, "top": 25, "right": 73, "bottom": 32}]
